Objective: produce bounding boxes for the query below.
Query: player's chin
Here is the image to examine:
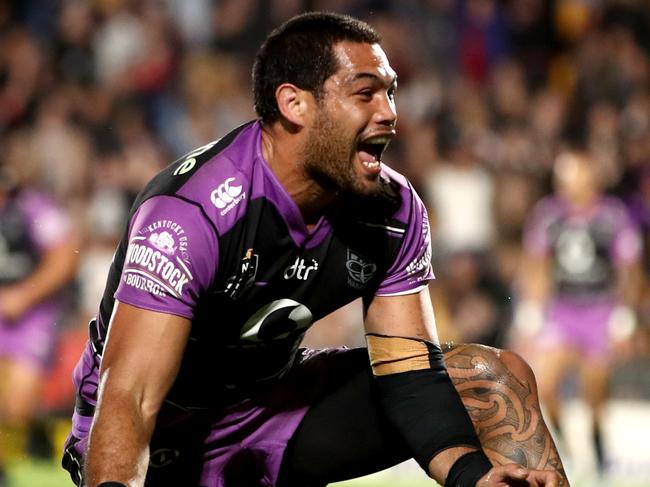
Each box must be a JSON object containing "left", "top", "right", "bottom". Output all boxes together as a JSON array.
[{"left": 351, "top": 174, "right": 382, "bottom": 198}]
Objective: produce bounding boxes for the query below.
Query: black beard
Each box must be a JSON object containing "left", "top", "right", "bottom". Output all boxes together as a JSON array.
[{"left": 302, "top": 110, "right": 378, "bottom": 199}]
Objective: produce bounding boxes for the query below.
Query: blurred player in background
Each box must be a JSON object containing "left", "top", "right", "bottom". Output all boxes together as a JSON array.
[
  {"left": 0, "top": 152, "right": 79, "bottom": 485},
  {"left": 512, "top": 148, "right": 642, "bottom": 475}
]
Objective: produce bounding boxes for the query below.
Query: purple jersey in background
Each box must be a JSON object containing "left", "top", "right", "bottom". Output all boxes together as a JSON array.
[
  {"left": 0, "top": 189, "right": 73, "bottom": 369},
  {"left": 523, "top": 195, "right": 641, "bottom": 358}
]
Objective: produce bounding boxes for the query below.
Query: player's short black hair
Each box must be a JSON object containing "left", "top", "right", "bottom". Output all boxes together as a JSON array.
[{"left": 252, "top": 12, "right": 381, "bottom": 123}]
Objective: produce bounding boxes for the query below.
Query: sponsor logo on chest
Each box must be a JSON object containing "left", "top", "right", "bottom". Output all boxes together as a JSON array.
[{"left": 283, "top": 256, "right": 319, "bottom": 281}]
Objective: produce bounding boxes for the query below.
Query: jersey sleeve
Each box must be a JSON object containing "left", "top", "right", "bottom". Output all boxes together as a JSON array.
[
  {"left": 375, "top": 188, "right": 434, "bottom": 296},
  {"left": 114, "top": 195, "right": 219, "bottom": 319},
  {"left": 22, "top": 191, "right": 73, "bottom": 251},
  {"left": 610, "top": 200, "right": 642, "bottom": 265},
  {"left": 523, "top": 197, "right": 556, "bottom": 257}
]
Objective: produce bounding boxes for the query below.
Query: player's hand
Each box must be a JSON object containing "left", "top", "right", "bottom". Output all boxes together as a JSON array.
[
  {"left": 0, "top": 285, "right": 32, "bottom": 322},
  {"left": 477, "top": 463, "right": 564, "bottom": 486}
]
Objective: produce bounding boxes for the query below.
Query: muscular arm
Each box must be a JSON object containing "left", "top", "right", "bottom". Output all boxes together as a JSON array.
[
  {"left": 0, "top": 233, "right": 80, "bottom": 321},
  {"left": 364, "top": 290, "right": 564, "bottom": 486},
  {"left": 364, "top": 289, "right": 481, "bottom": 483},
  {"left": 442, "top": 343, "right": 568, "bottom": 482},
  {"left": 84, "top": 301, "right": 191, "bottom": 487}
]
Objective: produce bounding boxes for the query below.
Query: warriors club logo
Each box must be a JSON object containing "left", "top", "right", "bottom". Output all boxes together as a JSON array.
[{"left": 346, "top": 248, "right": 376, "bottom": 289}]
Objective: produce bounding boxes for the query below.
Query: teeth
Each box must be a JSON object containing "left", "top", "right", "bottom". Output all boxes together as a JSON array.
[
  {"left": 364, "top": 136, "right": 391, "bottom": 144},
  {"left": 362, "top": 160, "right": 380, "bottom": 169}
]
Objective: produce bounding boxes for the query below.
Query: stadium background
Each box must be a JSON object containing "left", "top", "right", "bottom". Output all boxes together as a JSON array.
[{"left": 1, "top": 0, "right": 649, "bottom": 486}]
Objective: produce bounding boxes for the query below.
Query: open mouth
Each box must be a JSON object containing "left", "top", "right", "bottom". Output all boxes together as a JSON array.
[{"left": 357, "top": 135, "right": 392, "bottom": 172}]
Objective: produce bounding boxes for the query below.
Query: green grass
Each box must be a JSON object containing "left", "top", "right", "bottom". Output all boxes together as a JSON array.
[
  {"left": 8, "top": 458, "right": 650, "bottom": 487},
  {"left": 8, "top": 458, "right": 71, "bottom": 487}
]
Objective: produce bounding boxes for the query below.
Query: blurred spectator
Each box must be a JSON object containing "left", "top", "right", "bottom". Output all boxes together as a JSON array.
[
  {"left": 424, "top": 94, "right": 496, "bottom": 257},
  {"left": 0, "top": 139, "right": 80, "bottom": 484},
  {"left": 0, "top": 27, "right": 44, "bottom": 130},
  {"left": 511, "top": 149, "right": 642, "bottom": 475}
]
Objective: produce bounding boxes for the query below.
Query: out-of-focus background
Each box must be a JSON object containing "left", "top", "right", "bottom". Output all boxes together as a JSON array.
[{"left": 0, "top": 0, "right": 649, "bottom": 486}]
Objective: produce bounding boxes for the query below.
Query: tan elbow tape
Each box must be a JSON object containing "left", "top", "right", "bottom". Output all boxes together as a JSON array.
[{"left": 366, "top": 334, "right": 431, "bottom": 376}]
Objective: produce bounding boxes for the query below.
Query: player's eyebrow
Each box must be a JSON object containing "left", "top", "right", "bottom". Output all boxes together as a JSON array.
[{"left": 350, "top": 72, "right": 398, "bottom": 88}]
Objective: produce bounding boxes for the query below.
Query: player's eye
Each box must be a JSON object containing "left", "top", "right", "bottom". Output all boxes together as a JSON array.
[{"left": 356, "top": 88, "right": 374, "bottom": 99}]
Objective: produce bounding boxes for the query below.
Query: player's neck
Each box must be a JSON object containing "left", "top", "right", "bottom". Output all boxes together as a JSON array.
[
  {"left": 261, "top": 122, "right": 336, "bottom": 226},
  {"left": 564, "top": 192, "right": 599, "bottom": 214}
]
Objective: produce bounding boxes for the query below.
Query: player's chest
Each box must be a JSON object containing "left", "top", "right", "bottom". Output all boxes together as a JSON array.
[
  {"left": 203, "top": 204, "right": 401, "bottom": 340},
  {"left": 214, "top": 223, "right": 385, "bottom": 308}
]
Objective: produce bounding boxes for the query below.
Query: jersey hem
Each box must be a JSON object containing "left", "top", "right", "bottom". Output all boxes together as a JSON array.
[
  {"left": 375, "top": 283, "right": 430, "bottom": 297},
  {"left": 113, "top": 296, "right": 195, "bottom": 321}
]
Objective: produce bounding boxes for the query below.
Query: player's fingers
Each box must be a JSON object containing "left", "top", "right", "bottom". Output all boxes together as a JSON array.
[
  {"left": 478, "top": 464, "right": 529, "bottom": 485},
  {"left": 526, "top": 469, "right": 562, "bottom": 487},
  {"left": 500, "top": 463, "right": 529, "bottom": 480}
]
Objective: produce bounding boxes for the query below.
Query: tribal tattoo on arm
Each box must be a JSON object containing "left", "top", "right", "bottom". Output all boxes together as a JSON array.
[{"left": 442, "top": 343, "right": 569, "bottom": 485}]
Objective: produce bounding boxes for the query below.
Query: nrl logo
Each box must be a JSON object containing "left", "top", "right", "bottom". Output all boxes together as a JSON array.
[
  {"left": 346, "top": 248, "right": 376, "bottom": 289},
  {"left": 224, "top": 248, "right": 258, "bottom": 299}
]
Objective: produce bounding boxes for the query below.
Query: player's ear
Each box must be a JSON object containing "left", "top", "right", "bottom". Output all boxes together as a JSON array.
[{"left": 275, "top": 83, "right": 313, "bottom": 127}]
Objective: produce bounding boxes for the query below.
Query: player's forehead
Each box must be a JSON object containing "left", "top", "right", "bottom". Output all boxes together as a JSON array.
[{"left": 328, "top": 41, "right": 396, "bottom": 87}]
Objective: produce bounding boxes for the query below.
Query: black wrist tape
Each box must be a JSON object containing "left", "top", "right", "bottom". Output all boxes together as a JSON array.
[
  {"left": 445, "top": 450, "right": 493, "bottom": 487},
  {"left": 97, "top": 483, "right": 128, "bottom": 487},
  {"left": 369, "top": 336, "right": 483, "bottom": 471}
]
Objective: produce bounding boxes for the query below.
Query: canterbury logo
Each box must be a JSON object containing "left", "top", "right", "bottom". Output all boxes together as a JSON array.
[
  {"left": 211, "top": 177, "right": 245, "bottom": 215},
  {"left": 211, "top": 177, "right": 243, "bottom": 208}
]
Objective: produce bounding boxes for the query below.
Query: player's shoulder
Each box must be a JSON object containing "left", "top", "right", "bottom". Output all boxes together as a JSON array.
[
  {"left": 378, "top": 164, "right": 426, "bottom": 222},
  {"left": 530, "top": 194, "right": 565, "bottom": 220},
  {"left": 14, "top": 187, "right": 64, "bottom": 216},
  {"left": 137, "top": 121, "right": 258, "bottom": 201},
  {"left": 533, "top": 194, "right": 562, "bottom": 212},
  {"left": 131, "top": 121, "right": 262, "bottom": 231},
  {"left": 599, "top": 194, "right": 629, "bottom": 214},
  {"left": 598, "top": 194, "right": 635, "bottom": 225}
]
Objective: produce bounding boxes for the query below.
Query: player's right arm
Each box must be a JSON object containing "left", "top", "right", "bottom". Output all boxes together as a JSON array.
[
  {"left": 83, "top": 194, "right": 219, "bottom": 487},
  {"left": 84, "top": 301, "right": 191, "bottom": 487}
]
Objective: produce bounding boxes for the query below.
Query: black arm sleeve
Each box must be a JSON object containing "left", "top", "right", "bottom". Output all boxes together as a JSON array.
[{"left": 372, "top": 342, "right": 487, "bottom": 474}]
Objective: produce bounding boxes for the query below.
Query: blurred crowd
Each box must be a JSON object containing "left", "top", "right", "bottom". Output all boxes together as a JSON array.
[{"left": 1, "top": 0, "right": 650, "bottom": 469}]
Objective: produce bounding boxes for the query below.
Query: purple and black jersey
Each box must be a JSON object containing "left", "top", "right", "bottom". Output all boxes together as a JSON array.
[
  {"left": 523, "top": 194, "right": 641, "bottom": 358},
  {"left": 0, "top": 189, "right": 71, "bottom": 285},
  {"left": 78, "top": 121, "right": 433, "bottom": 410},
  {"left": 0, "top": 189, "right": 73, "bottom": 368},
  {"left": 524, "top": 195, "right": 641, "bottom": 300}
]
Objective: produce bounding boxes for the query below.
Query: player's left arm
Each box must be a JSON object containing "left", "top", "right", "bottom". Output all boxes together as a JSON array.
[
  {"left": 365, "top": 288, "right": 480, "bottom": 483},
  {"left": 609, "top": 203, "right": 644, "bottom": 342},
  {"left": 365, "top": 290, "right": 562, "bottom": 486},
  {"left": 0, "top": 203, "right": 80, "bottom": 321},
  {"left": 362, "top": 179, "right": 562, "bottom": 485}
]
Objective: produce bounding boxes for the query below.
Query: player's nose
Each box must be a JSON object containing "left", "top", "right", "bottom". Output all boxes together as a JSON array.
[{"left": 374, "top": 93, "right": 397, "bottom": 127}]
